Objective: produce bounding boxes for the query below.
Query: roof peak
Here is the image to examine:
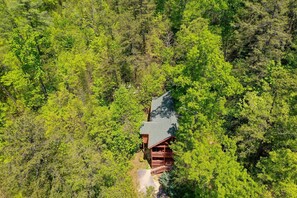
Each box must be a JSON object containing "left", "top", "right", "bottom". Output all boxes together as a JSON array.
[{"left": 140, "top": 91, "right": 178, "bottom": 148}]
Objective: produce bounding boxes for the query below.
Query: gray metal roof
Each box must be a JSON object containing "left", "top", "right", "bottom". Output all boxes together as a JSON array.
[{"left": 140, "top": 92, "right": 178, "bottom": 148}]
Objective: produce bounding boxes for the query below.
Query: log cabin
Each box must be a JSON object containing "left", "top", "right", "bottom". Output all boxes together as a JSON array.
[{"left": 140, "top": 92, "right": 178, "bottom": 174}]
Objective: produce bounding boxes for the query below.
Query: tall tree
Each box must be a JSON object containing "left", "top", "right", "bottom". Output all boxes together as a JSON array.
[
  {"left": 0, "top": 0, "right": 56, "bottom": 109},
  {"left": 230, "top": 0, "right": 291, "bottom": 87},
  {"left": 257, "top": 149, "right": 297, "bottom": 197},
  {"left": 167, "top": 18, "right": 262, "bottom": 197}
]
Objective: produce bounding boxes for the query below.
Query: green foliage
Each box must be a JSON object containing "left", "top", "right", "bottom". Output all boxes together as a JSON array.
[
  {"left": 0, "top": 0, "right": 296, "bottom": 197},
  {"left": 236, "top": 91, "right": 273, "bottom": 166},
  {"left": 174, "top": 18, "right": 242, "bottom": 96},
  {"left": 0, "top": 93, "right": 137, "bottom": 197},
  {"left": 173, "top": 135, "right": 263, "bottom": 197},
  {"left": 233, "top": 63, "right": 297, "bottom": 169},
  {"left": 257, "top": 149, "right": 297, "bottom": 197},
  {"left": 159, "top": 171, "right": 175, "bottom": 196},
  {"left": 139, "top": 63, "right": 166, "bottom": 106},
  {"left": 140, "top": 186, "right": 155, "bottom": 198},
  {"left": 231, "top": 0, "right": 292, "bottom": 87},
  {"left": 166, "top": 16, "right": 262, "bottom": 197},
  {"left": 109, "top": 86, "right": 143, "bottom": 157}
]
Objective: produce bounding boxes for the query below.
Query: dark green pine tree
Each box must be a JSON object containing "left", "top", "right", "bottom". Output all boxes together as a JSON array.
[{"left": 230, "top": 0, "right": 292, "bottom": 87}]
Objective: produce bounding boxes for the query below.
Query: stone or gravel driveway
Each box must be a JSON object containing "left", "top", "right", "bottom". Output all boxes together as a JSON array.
[{"left": 137, "top": 169, "right": 157, "bottom": 193}]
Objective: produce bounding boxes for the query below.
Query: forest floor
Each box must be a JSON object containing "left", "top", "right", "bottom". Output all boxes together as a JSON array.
[
  {"left": 137, "top": 169, "right": 156, "bottom": 194},
  {"left": 130, "top": 151, "right": 165, "bottom": 197},
  {"left": 0, "top": 189, "right": 6, "bottom": 198},
  {"left": 130, "top": 151, "right": 150, "bottom": 196}
]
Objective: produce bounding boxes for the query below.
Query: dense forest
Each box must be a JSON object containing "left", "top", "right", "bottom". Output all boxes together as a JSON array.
[{"left": 0, "top": 0, "right": 296, "bottom": 197}]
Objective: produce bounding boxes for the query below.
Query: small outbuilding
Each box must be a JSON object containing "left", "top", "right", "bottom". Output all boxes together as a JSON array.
[{"left": 140, "top": 92, "right": 178, "bottom": 174}]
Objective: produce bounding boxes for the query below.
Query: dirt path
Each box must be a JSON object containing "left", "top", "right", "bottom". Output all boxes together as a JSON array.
[
  {"left": 137, "top": 169, "right": 157, "bottom": 193},
  {"left": 129, "top": 151, "right": 150, "bottom": 195},
  {"left": 130, "top": 151, "right": 165, "bottom": 197}
]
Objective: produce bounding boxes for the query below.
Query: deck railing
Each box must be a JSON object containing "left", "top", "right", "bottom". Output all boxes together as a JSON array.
[
  {"left": 151, "top": 160, "right": 165, "bottom": 167},
  {"left": 151, "top": 151, "right": 173, "bottom": 158}
]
